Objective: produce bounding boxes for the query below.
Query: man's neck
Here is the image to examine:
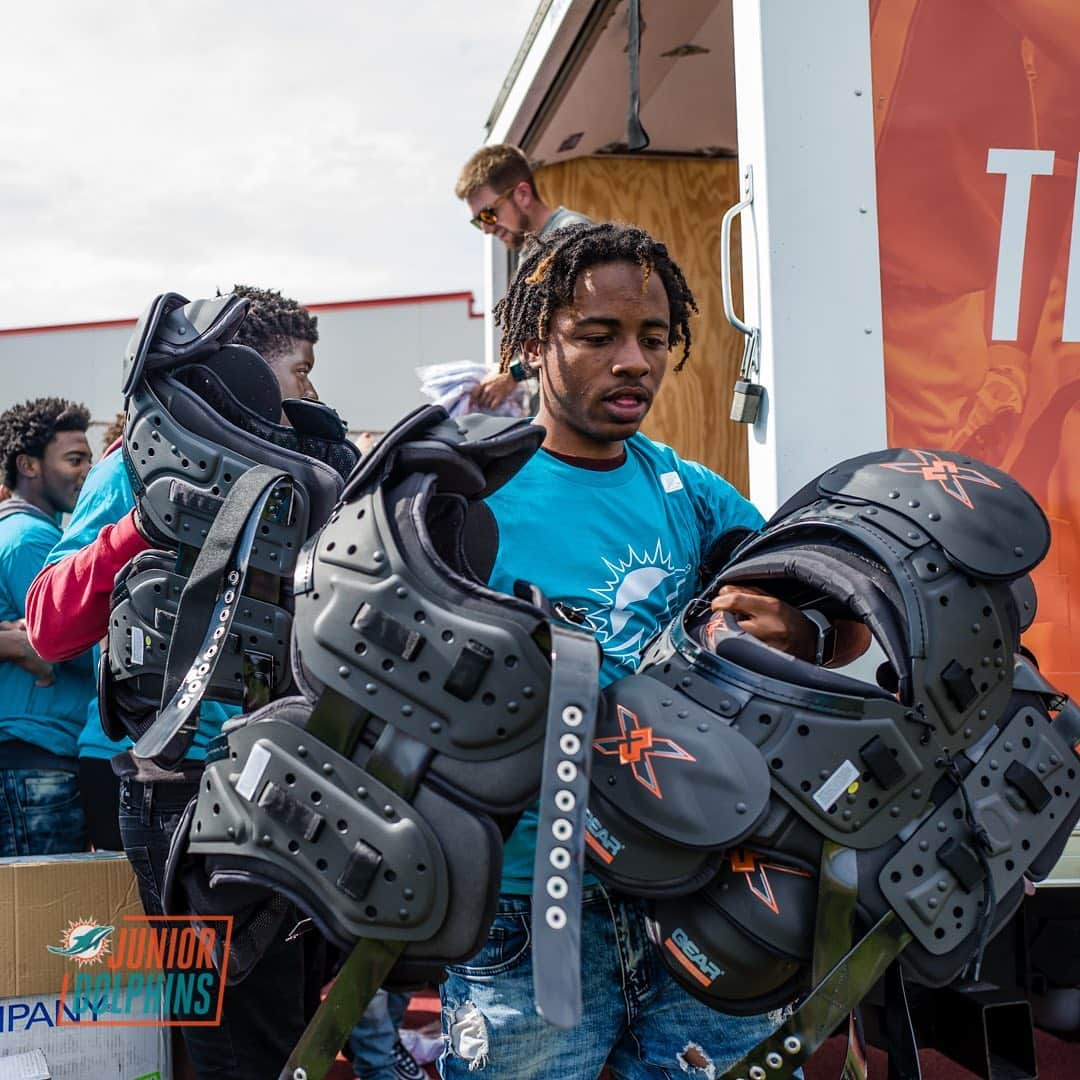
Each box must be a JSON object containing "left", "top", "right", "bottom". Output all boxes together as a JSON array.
[
  {"left": 13, "top": 484, "right": 55, "bottom": 518},
  {"left": 537, "top": 424, "right": 626, "bottom": 461},
  {"left": 543, "top": 446, "right": 626, "bottom": 471},
  {"left": 529, "top": 203, "right": 555, "bottom": 235}
]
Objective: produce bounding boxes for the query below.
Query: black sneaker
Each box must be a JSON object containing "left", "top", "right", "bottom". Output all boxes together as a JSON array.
[{"left": 392, "top": 1038, "right": 425, "bottom": 1080}]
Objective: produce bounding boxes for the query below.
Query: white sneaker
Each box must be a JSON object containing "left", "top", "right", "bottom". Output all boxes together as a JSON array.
[{"left": 392, "top": 1038, "right": 425, "bottom": 1080}]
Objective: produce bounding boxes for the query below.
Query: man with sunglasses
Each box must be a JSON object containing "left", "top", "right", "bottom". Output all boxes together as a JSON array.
[{"left": 455, "top": 144, "right": 591, "bottom": 410}]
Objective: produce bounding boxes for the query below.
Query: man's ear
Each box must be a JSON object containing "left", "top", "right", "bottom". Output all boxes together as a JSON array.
[
  {"left": 513, "top": 180, "right": 534, "bottom": 211},
  {"left": 15, "top": 453, "right": 39, "bottom": 481},
  {"left": 522, "top": 338, "right": 544, "bottom": 372}
]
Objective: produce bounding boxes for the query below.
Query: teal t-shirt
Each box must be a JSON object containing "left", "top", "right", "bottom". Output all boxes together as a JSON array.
[
  {"left": 0, "top": 508, "right": 95, "bottom": 759},
  {"left": 44, "top": 451, "right": 238, "bottom": 761},
  {"left": 486, "top": 434, "right": 764, "bottom": 894}
]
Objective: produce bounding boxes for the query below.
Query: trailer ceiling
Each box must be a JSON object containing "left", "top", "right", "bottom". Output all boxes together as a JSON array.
[{"left": 488, "top": 0, "right": 736, "bottom": 163}]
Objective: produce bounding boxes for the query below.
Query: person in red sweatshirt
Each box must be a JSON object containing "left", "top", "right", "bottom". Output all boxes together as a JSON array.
[{"left": 25, "top": 285, "right": 329, "bottom": 1080}]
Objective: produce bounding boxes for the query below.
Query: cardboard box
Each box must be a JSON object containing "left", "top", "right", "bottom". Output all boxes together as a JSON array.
[
  {"left": 0, "top": 854, "right": 169, "bottom": 1079},
  {"left": 0, "top": 992, "right": 168, "bottom": 1079},
  {"left": 0, "top": 853, "right": 143, "bottom": 1000}
]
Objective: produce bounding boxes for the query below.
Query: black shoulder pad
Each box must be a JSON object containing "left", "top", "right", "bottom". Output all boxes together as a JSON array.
[
  {"left": 339, "top": 406, "right": 542, "bottom": 505},
  {"left": 1010, "top": 575, "right": 1038, "bottom": 631},
  {"left": 815, "top": 449, "right": 1049, "bottom": 579},
  {"left": 123, "top": 292, "right": 188, "bottom": 399},
  {"left": 152, "top": 295, "right": 248, "bottom": 359},
  {"left": 436, "top": 415, "right": 545, "bottom": 498},
  {"left": 592, "top": 674, "right": 770, "bottom": 850},
  {"left": 123, "top": 292, "right": 251, "bottom": 399},
  {"left": 282, "top": 398, "right": 349, "bottom": 440},
  {"left": 339, "top": 405, "right": 448, "bottom": 502}
]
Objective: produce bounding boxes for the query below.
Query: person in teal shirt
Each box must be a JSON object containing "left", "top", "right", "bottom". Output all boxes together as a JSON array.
[
  {"left": 0, "top": 397, "right": 94, "bottom": 856},
  {"left": 487, "top": 432, "right": 766, "bottom": 896},
  {"left": 440, "top": 223, "right": 866, "bottom": 1080}
]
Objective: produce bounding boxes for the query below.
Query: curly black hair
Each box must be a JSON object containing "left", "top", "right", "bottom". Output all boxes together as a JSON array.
[
  {"left": 494, "top": 221, "right": 699, "bottom": 372},
  {"left": 0, "top": 398, "right": 91, "bottom": 489},
  {"left": 226, "top": 284, "right": 319, "bottom": 361}
]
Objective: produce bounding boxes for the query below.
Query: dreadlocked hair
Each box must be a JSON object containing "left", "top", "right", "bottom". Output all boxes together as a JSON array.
[
  {"left": 226, "top": 284, "right": 319, "bottom": 361},
  {"left": 494, "top": 221, "right": 698, "bottom": 372},
  {"left": 0, "top": 398, "right": 91, "bottom": 489}
]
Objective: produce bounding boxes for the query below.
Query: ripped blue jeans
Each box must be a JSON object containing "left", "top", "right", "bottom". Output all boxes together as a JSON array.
[{"left": 439, "top": 885, "right": 789, "bottom": 1079}]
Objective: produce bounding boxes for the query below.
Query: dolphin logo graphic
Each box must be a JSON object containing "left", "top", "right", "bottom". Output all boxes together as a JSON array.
[
  {"left": 48, "top": 924, "right": 114, "bottom": 957},
  {"left": 609, "top": 567, "right": 672, "bottom": 639}
]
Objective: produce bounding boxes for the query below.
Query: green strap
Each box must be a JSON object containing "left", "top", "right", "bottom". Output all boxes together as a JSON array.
[
  {"left": 280, "top": 937, "right": 407, "bottom": 1080},
  {"left": 841, "top": 1011, "right": 869, "bottom": 1080},
  {"left": 812, "top": 841, "right": 858, "bottom": 986},
  {"left": 719, "top": 911, "right": 912, "bottom": 1080},
  {"left": 278, "top": 689, "right": 426, "bottom": 1080},
  {"left": 812, "top": 842, "right": 868, "bottom": 1080}
]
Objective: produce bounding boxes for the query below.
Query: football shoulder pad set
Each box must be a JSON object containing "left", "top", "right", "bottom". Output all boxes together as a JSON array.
[
  {"left": 102, "top": 292, "right": 360, "bottom": 767},
  {"left": 586, "top": 448, "right": 1080, "bottom": 1078},
  {"left": 166, "top": 405, "right": 602, "bottom": 1028}
]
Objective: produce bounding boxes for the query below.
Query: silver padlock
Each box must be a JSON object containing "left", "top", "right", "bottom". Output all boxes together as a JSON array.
[{"left": 730, "top": 379, "right": 763, "bottom": 423}]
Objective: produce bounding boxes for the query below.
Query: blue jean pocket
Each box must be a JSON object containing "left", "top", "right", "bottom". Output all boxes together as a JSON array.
[
  {"left": 20, "top": 770, "right": 81, "bottom": 811},
  {"left": 5, "top": 769, "right": 87, "bottom": 855},
  {"left": 447, "top": 911, "right": 531, "bottom": 976}
]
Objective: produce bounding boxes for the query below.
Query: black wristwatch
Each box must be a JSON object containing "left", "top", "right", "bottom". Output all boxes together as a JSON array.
[
  {"left": 508, "top": 359, "right": 530, "bottom": 382},
  {"left": 803, "top": 610, "right": 837, "bottom": 667}
]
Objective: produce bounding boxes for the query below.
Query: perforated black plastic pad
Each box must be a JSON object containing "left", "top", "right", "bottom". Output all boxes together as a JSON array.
[
  {"left": 109, "top": 554, "right": 291, "bottom": 704},
  {"left": 880, "top": 706, "right": 1079, "bottom": 955},
  {"left": 190, "top": 718, "right": 448, "bottom": 946},
  {"left": 126, "top": 381, "right": 311, "bottom": 576},
  {"left": 293, "top": 483, "right": 551, "bottom": 764}
]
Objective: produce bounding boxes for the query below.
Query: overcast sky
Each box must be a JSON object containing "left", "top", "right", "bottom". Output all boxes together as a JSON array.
[{"left": 0, "top": 0, "right": 539, "bottom": 328}]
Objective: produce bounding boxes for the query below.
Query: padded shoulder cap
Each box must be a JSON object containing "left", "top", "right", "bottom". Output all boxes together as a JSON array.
[
  {"left": 149, "top": 295, "right": 250, "bottom": 368},
  {"left": 123, "top": 292, "right": 187, "bottom": 399},
  {"left": 123, "top": 292, "right": 251, "bottom": 399},
  {"left": 810, "top": 448, "right": 1049, "bottom": 579},
  {"left": 340, "top": 405, "right": 543, "bottom": 504}
]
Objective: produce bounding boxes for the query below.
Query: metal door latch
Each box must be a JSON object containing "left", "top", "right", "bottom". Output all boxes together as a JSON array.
[{"left": 721, "top": 166, "right": 763, "bottom": 424}]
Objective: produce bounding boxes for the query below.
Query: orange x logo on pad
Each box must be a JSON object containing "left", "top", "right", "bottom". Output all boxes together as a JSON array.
[
  {"left": 879, "top": 449, "right": 1000, "bottom": 510},
  {"left": 593, "top": 705, "right": 695, "bottom": 799}
]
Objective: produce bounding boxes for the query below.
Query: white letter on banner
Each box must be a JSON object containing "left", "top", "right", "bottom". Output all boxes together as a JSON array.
[
  {"left": 987, "top": 148, "right": 1055, "bottom": 341},
  {"left": 1063, "top": 156, "right": 1080, "bottom": 341}
]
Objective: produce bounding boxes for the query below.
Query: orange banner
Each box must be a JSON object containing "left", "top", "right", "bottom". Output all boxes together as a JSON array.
[{"left": 871, "top": 0, "right": 1080, "bottom": 696}]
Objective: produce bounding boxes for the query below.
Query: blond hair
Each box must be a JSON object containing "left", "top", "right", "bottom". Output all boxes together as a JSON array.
[{"left": 454, "top": 144, "right": 538, "bottom": 200}]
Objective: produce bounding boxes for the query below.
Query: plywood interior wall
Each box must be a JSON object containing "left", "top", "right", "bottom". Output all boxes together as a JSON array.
[{"left": 534, "top": 156, "right": 747, "bottom": 493}]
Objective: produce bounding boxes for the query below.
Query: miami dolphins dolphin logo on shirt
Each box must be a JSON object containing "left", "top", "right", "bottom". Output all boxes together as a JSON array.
[{"left": 584, "top": 540, "right": 690, "bottom": 669}]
